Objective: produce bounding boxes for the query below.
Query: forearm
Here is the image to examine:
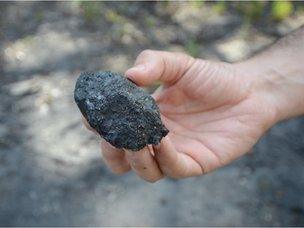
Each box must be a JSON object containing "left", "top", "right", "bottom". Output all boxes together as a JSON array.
[{"left": 236, "top": 26, "right": 304, "bottom": 122}]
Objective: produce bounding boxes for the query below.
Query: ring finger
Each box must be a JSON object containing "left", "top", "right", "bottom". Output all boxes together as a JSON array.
[{"left": 124, "top": 146, "right": 163, "bottom": 183}]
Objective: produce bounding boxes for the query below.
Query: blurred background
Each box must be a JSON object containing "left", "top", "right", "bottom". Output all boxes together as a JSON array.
[{"left": 0, "top": 1, "right": 304, "bottom": 226}]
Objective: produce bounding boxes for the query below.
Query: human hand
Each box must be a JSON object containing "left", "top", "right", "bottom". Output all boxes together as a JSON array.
[{"left": 85, "top": 50, "right": 278, "bottom": 182}]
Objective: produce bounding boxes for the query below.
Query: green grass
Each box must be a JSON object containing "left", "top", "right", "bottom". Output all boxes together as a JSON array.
[
  {"left": 80, "top": 2, "right": 103, "bottom": 23},
  {"left": 185, "top": 39, "right": 200, "bottom": 58},
  {"left": 271, "top": 1, "right": 294, "bottom": 21}
]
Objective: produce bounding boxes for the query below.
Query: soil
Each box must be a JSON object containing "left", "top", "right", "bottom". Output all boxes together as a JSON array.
[{"left": 0, "top": 2, "right": 303, "bottom": 226}]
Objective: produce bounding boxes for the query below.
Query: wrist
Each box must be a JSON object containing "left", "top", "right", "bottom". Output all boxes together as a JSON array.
[{"left": 235, "top": 58, "right": 304, "bottom": 123}]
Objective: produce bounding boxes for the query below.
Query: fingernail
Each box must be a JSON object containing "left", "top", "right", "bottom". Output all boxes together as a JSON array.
[
  {"left": 126, "top": 64, "right": 146, "bottom": 74},
  {"left": 148, "top": 145, "right": 155, "bottom": 156}
]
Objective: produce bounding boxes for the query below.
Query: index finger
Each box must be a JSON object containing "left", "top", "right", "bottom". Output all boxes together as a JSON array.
[{"left": 125, "top": 50, "right": 195, "bottom": 87}]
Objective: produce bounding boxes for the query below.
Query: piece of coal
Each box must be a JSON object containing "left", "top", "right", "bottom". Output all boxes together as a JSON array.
[{"left": 74, "top": 71, "right": 169, "bottom": 151}]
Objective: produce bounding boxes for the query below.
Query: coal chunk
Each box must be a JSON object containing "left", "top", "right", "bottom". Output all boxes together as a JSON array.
[{"left": 74, "top": 71, "right": 169, "bottom": 151}]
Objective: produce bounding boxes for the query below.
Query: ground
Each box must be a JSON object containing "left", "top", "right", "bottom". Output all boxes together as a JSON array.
[{"left": 0, "top": 2, "right": 303, "bottom": 226}]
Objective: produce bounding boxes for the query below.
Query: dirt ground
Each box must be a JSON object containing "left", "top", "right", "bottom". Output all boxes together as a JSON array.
[{"left": 0, "top": 2, "right": 303, "bottom": 226}]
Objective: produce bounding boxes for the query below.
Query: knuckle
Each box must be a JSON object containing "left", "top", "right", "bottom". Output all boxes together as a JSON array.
[
  {"left": 139, "top": 49, "right": 154, "bottom": 58},
  {"left": 171, "top": 51, "right": 195, "bottom": 66}
]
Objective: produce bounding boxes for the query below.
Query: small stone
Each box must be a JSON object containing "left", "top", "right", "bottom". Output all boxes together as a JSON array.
[{"left": 74, "top": 71, "right": 169, "bottom": 151}]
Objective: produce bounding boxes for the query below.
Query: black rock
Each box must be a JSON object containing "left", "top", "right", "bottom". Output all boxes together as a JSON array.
[{"left": 74, "top": 71, "right": 169, "bottom": 151}]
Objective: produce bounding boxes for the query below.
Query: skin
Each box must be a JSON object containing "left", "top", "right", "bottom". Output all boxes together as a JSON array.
[{"left": 83, "top": 26, "right": 304, "bottom": 182}]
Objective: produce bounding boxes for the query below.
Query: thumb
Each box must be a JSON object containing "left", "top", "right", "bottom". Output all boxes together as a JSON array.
[{"left": 125, "top": 50, "right": 195, "bottom": 86}]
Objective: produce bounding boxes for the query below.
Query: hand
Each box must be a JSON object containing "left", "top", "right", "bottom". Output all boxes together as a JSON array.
[{"left": 85, "top": 50, "right": 278, "bottom": 182}]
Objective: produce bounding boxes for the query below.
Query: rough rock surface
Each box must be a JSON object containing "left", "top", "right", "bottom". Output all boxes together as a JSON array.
[{"left": 74, "top": 71, "right": 169, "bottom": 151}]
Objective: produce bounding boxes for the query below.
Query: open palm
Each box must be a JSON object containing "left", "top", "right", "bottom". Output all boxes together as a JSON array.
[
  {"left": 154, "top": 58, "right": 275, "bottom": 176},
  {"left": 89, "top": 50, "right": 276, "bottom": 182}
]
